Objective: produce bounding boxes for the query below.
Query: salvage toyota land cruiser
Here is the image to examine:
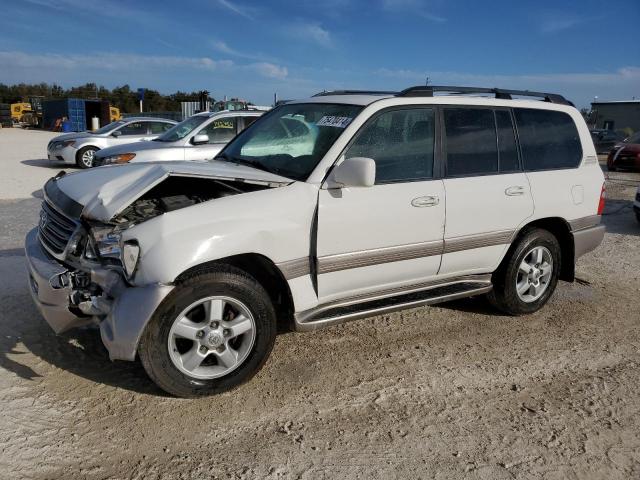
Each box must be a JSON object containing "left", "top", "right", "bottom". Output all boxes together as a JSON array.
[{"left": 25, "top": 86, "right": 606, "bottom": 397}]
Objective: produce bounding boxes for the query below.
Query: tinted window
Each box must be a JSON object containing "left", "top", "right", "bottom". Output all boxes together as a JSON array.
[
  {"left": 495, "top": 110, "right": 519, "bottom": 172},
  {"left": 118, "top": 122, "right": 147, "bottom": 135},
  {"left": 149, "top": 121, "right": 173, "bottom": 134},
  {"left": 242, "top": 116, "right": 258, "bottom": 130},
  {"left": 346, "top": 108, "right": 434, "bottom": 184},
  {"left": 514, "top": 109, "right": 582, "bottom": 171},
  {"left": 444, "top": 108, "right": 497, "bottom": 176},
  {"left": 201, "top": 117, "right": 237, "bottom": 143}
]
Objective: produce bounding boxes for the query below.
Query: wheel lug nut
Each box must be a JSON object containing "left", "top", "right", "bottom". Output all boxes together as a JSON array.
[
  {"left": 199, "top": 345, "right": 208, "bottom": 354},
  {"left": 210, "top": 321, "right": 219, "bottom": 329},
  {"left": 216, "top": 345, "right": 226, "bottom": 353},
  {"left": 196, "top": 330, "right": 204, "bottom": 338},
  {"left": 223, "top": 329, "right": 231, "bottom": 336}
]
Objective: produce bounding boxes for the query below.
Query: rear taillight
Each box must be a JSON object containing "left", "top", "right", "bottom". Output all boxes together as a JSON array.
[{"left": 597, "top": 182, "right": 606, "bottom": 215}]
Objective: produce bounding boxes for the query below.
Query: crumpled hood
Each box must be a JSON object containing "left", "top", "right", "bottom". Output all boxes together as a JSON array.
[
  {"left": 52, "top": 161, "right": 291, "bottom": 221},
  {"left": 95, "top": 140, "right": 176, "bottom": 158}
]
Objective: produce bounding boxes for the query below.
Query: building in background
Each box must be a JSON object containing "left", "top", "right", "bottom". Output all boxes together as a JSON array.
[{"left": 589, "top": 100, "right": 640, "bottom": 135}]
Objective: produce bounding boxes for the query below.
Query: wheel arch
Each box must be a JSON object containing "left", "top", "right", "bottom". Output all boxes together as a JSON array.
[
  {"left": 510, "top": 217, "right": 575, "bottom": 281},
  {"left": 174, "top": 253, "right": 296, "bottom": 332},
  {"left": 75, "top": 145, "right": 101, "bottom": 160}
]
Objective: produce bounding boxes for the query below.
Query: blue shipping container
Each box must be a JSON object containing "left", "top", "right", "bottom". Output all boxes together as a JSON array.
[{"left": 42, "top": 98, "right": 109, "bottom": 131}]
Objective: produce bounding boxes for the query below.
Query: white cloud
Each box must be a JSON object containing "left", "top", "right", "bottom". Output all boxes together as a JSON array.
[
  {"left": 215, "top": 0, "right": 255, "bottom": 20},
  {"left": 250, "top": 62, "right": 288, "bottom": 80},
  {"left": 211, "top": 40, "right": 263, "bottom": 61},
  {"left": 290, "top": 23, "right": 333, "bottom": 48},
  {"left": 539, "top": 16, "right": 587, "bottom": 34}
]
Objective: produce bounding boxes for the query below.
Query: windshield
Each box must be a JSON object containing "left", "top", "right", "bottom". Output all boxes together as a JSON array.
[
  {"left": 625, "top": 132, "right": 640, "bottom": 144},
  {"left": 218, "top": 103, "right": 363, "bottom": 180},
  {"left": 155, "top": 115, "right": 208, "bottom": 142},
  {"left": 95, "top": 120, "right": 127, "bottom": 134}
]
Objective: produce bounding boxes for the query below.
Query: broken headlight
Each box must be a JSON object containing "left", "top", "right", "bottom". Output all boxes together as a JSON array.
[{"left": 89, "top": 226, "right": 140, "bottom": 278}]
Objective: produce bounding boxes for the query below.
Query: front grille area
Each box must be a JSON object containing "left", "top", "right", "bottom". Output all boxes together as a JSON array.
[{"left": 38, "top": 201, "right": 78, "bottom": 255}]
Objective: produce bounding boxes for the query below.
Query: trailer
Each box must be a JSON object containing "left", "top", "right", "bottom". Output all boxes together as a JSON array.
[{"left": 42, "top": 98, "right": 110, "bottom": 132}]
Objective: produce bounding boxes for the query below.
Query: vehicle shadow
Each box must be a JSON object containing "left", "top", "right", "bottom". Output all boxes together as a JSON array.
[
  {"left": 0, "top": 259, "right": 167, "bottom": 396},
  {"left": 21, "top": 159, "right": 71, "bottom": 169},
  {"left": 601, "top": 199, "right": 639, "bottom": 236}
]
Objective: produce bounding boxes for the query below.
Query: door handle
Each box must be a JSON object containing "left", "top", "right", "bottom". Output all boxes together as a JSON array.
[
  {"left": 411, "top": 195, "right": 439, "bottom": 207},
  {"left": 505, "top": 186, "right": 525, "bottom": 196}
]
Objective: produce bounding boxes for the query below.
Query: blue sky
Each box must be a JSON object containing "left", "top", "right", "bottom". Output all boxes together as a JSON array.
[{"left": 1, "top": 0, "right": 639, "bottom": 108}]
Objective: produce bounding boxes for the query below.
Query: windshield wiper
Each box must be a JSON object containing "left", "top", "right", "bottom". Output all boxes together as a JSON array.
[{"left": 215, "top": 153, "right": 276, "bottom": 175}]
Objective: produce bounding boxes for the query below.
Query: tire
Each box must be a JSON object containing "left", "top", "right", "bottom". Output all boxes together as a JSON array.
[
  {"left": 138, "top": 265, "right": 277, "bottom": 397},
  {"left": 635, "top": 212, "right": 640, "bottom": 224},
  {"left": 487, "top": 228, "right": 561, "bottom": 315},
  {"left": 76, "top": 146, "right": 98, "bottom": 168}
]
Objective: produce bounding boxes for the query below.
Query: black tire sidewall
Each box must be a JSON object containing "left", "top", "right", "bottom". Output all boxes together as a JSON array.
[
  {"left": 139, "top": 269, "right": 276, "bottom": 397},
  {"left": 493, "top": 229, "right": 561, "bottom": 315}
]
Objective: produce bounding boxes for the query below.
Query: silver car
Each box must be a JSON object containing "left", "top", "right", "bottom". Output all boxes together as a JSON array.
[
  {"left": 94, "top": 110, "right": 265, "bottom": 166},
  {"left": 47, "top": 117, "right": 177, "bottom": 169}
]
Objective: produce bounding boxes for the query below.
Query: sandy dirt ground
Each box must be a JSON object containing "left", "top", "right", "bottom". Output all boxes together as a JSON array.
[{"left": 0, "top": 128, "right": 639, "bottom": 479}]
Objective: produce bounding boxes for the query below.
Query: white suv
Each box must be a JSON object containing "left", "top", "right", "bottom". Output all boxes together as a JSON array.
[{"left": 25, "top": 86, "right": 606, "bottom": 397}]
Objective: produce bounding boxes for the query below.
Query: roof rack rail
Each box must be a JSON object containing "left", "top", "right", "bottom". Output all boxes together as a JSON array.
[
  {"left": 312, "top": 90, "right": 398, "bottom": 97},
  {"left": 397, "top": 85, "right": 573, "bottom": 106}
]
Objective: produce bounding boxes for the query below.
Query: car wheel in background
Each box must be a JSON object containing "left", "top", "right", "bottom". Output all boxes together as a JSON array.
[
  {"left": 76, "top": 146, "right": 98, "bottom": 169},
  {"left": 487, "top": 228, "right": 561, "bottom": 315}
]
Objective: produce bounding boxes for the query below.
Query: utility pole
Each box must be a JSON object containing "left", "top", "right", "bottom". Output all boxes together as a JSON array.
[{"left": 426, "top": 76, "right": 430, "bottom": 86}]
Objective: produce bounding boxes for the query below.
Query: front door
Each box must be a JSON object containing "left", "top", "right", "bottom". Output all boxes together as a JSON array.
[
  {"left": 316, "top": 107, "right": 445, "bottom": 303},
  {"left": 439, "top": 107, "right": 534, "bottom": 276}
]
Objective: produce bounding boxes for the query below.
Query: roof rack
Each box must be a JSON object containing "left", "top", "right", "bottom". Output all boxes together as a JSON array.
[
  {"left": 397, "top": 85, "right": 573, "bottom": 106},
  {"left": 312, "top": 90, "right": 398, "bottom": 97}
]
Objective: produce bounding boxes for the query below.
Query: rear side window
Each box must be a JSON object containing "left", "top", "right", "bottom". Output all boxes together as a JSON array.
[
  {"left": 444, "top": 108, "right": 497, "bottom": 176},
  {"left": 514, "top": 109, "right": 582, "bottom": 171},
  {"left": 149, "top": 121, "right": 173, "bottom": 134},
  {"left": 346, "top": 108, "right": 435, "bottom": 184},
  {"left": 495, "top": 110, "right": 519, "bottom": 172}
]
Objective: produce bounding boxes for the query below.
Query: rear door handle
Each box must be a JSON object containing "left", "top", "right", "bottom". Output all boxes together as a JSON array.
[
  {"left": 411, "top": 195, "right": 439, "bottom": 207},
  {"left": 505, "top": 186, "right": 525, "bottom": 196}
]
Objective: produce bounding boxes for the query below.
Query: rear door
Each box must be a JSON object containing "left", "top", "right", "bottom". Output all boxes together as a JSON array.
[{"left": 439, "top": 107, "right": 533, "bottom": 276}]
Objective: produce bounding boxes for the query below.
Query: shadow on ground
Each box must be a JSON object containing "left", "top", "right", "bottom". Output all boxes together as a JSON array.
[
  {"left": 21, "top": 158, "right": 72, "bottom": 169},
  {"left": 602, "top": 199, "right": 640, "bottom": 236}
]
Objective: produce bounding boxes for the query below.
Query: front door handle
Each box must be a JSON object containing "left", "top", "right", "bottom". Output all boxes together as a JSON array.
[
  {"left": 505, "top": 186, "right": 525, "bottom": 196},
  {"left": 411, "top": 195, "right": 439, "bottom": 207}
]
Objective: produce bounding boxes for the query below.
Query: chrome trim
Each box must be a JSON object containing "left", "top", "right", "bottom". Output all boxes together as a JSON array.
[
  {"left": 276, "top": 257, "right": 311, "bottom": 280},
  {"left": 569, "top": 215, "right": 601, "bottom": 232},
  {"left": 317, "top": 240, "right": 443, "bottom": 275},
  {"left": 294, "top": 274, "right": 493, "bottom": 331},
  {"left": 443, "top": 229, "right": 514, "bottom": 254}
]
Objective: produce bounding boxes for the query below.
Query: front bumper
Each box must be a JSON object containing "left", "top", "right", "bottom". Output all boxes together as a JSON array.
[
  {"left": 25, "top": 228, "right": 174, "bottom": 361},
  {"left": 47, "top": 145, "right": 76, "bottom": 164}
]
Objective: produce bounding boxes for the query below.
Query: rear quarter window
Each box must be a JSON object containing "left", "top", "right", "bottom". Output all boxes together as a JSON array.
[{"left": 514, "top": 108, "right": 582, "bottom": 171}]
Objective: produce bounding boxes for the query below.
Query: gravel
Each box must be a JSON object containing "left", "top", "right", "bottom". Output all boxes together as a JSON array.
[{"left": 0, "top": 128, "right": 638, "bottom": 479}]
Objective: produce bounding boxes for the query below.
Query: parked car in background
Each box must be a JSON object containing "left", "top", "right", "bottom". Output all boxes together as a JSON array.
[
  {"left": 94, "top": 110, "right": 264, "bottom": 166},
  {"left": 606, "top": 132, "right": 640, "bottom": 171},
  {"left": 25, "top": 85, "right": 606, "bottom": 397},
  {"left": 590, "top": 129, "right": 626, "bottom": 154},
  {"left": 634, "top": 184, "right": 640, "bottom": 223},
  {"left": 47, "top": 117, "right": 177, "bottom": 169}
]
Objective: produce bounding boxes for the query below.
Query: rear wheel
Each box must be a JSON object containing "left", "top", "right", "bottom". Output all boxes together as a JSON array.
[
  {"left": 487, "top": 228, "right": 561, "bottom": 315},
  {"left": 76, "top": 146, "right": 98, "bottom": 168},
  {"left": 138, "top": 266, "right": 277, "bottom": 397}
]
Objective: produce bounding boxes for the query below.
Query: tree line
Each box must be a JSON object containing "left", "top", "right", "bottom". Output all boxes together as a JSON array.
[{"left": 0, "top": 83, "right": 212, "bottom": 112}]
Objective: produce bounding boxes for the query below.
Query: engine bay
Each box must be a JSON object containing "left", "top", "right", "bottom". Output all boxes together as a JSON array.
[{"left": 113, "top": 176, "right": 270, "bottom": 225}]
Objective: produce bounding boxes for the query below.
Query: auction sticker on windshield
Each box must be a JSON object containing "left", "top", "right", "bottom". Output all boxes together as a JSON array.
[{"left": 317, "top": 116, "right": 353, "bottom": 128}]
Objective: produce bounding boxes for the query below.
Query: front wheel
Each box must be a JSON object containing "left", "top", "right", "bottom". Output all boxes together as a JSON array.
[
  {"left": 138, "top": 266, "right": 277, "bottom": 397},
  {"left": 76, "top": 146, "right": 98, "bottom": 168},
  {"left": 487, "top": 228, "right": 561, "bottom": 315}
]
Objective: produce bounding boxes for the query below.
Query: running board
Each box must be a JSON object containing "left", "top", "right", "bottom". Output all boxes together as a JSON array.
[{"left": 294, "top": 275, "right": 493, "bottom": 331}]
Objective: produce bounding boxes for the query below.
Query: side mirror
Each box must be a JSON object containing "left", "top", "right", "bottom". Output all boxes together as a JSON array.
[
  {"left": 329, "top": 157, "right": 376, "bottom": 188},
  {"left": 111, "top": 130, "right": 122, "bottom": 137},
  {"left": 191, "top": 134, "right": 209, "bottom": 145}
]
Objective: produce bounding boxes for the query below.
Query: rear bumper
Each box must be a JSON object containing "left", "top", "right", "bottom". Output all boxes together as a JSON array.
[
  {"left": 573, "top": 224, "right": 605, "bottom": 259},
  {"left": 25, "top": 228, "right": 174, "bottom": 361}
]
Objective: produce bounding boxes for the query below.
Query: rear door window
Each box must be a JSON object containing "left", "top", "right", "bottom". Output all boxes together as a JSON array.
[
  {"left": 149, "top": 121, "right": 173, "bottom": 134},
  {"left": 118, "top": 122, "right": 147, "bottom": 136},
  {"left": 514, "top": 108, "right": 582, "bottom": 171},
  {"left": 444, "top": 108, "right": 498, "bottom": 176}
]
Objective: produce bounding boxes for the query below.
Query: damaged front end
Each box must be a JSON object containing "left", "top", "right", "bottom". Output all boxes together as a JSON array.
[{"left": 26, "top": 168, "right": 280, "bottom": 360}]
